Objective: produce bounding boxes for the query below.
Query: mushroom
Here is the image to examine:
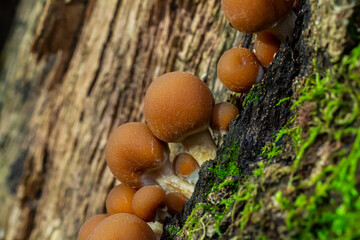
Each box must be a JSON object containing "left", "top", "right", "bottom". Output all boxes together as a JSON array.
[
  {"left": 132, "top": 185, "right": 166, "bottom": 222},
  {"left": 211, "top": 102, "right": 239, "bottom": 136},
  {"left": 105, "top": 122, "right": 194, "bottom": 198},
  {"left": 165, "top": 192, "right": 188, "bottom": 215},
  {"left": 173, "top": 153, "right": 200, "bottom": 184},
  {"left": 106, "top": 184, "right": 137, "bottom": 215},
  {"left": 253, "top": 31, "right": 281, "bottom": 67},
  {"left": 221, "top": 0, "right": 295, "bottom": 33},
  {"left": 77, "top": 214, "right": 107, "bottom": 240},
  {"left": 144, "top": 71, "right": 217, "bottom": 165},
  {"left": 217, "top": 47, "right": 263, "bottom": 93},
  {"left": 173, "top": 153, "right": 199, "bottom": 179},
  {"left": 87, "top": 213, "right": 156, "bottom": 240}
]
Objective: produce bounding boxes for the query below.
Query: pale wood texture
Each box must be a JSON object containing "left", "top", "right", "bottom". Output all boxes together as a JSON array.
[{"left": 0, "top": 0, "right": 245, "bottom": 239}]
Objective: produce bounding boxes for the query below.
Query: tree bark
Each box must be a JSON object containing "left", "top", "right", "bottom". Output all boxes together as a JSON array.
[
  {"left": 1, "top": 0, "right": 239, "bottom": 239},
  {"left": 0, "top": 0, "right": 359, "bottom": 240}
]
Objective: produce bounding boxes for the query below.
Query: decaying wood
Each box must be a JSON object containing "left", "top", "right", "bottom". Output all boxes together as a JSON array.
[
  {"left": 1, "top": 0, "right": 244, "bottom": 239},
  {"left": 2, "top": 0, "right": 358, "bottom": 239}
]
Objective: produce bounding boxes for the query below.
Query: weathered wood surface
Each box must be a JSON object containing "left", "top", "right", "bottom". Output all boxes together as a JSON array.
[{"left": 0, "top": 0, "right": 244, "bottom": 239}]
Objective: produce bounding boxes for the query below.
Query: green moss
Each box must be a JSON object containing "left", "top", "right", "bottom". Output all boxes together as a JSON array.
[
  {"left": 243, "top": 84, "right": 263, "bottom": 106},
  {"left": 284, "top": 44, "right": 360, "bottom": 239},
  {"left": 228, "top": 43, "right": 360, "bottom": 239},
  {"left": 209, "top": 142, "right": 241, "bottom": 180},
  {"left": 276, "top": 97, "right": 291, "bottom": 106},
  {"left": 169, "top": 142, "right": 243, "bottom": 239},
  {"left": 261, "top": 117, "right": 300, "bottom": 160},
  {"left": 169, "top": 38, "right": 360, "bottom": 240},
  {"left": 208, "top": 142, "right": 242, "bottom": 193}
]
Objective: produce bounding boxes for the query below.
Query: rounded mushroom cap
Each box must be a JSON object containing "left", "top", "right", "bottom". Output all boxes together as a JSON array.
[
  {"left": 221, "top": 0, "right": 295, "bottom": 33},
  {"left": 105, "top": 122, "right": 169, "bottom": 188},
  {"left": 173, "top": 153, "right": 199, "bottom": 178},
  {"left": 144, "top": 72, "right": 214, "bottom": 143},
  {"left": 77, "top": 214, "right": 107, "bottom": 240},
  {"left": 211, "top": 102, "right": 239, "bottom": 132},
  {"left": 132, "top": 185, "right": 166, "bottom": 222},
  {"left": 165, "top": 192, "right": 188, "bottom": 215},
  {"left": 87, "top": 213, "right": 156, "bottom": 240},
  {"left": 106, "top": 184, "right": 137, "bottom": 215},
  {"left": 217, "top": 47, "right": 262, "bottom": 93},
  {"left": 253, "top": 31, "right": 281, "bottom": 67}
]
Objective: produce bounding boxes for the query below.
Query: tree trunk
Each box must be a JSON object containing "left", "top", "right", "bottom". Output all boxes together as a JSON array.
[
  {"left": 0, "top": 0, "right": 359, "bottom": 240},
  {"left": 1, "top": 0, "right": 238, "bottom": 239}
]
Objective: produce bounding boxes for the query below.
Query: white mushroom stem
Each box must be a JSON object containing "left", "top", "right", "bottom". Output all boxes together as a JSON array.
[
  {"left": 142, "top": 161, "right": 194, "bottom": 198},
  {"left": 212, "top": 130, "right": 227, "bottom": 147},
  {"left": 181, "top": 129, "right": 217, "bottom": 165}
]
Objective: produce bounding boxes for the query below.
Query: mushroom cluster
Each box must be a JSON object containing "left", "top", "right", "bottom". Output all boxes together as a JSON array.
[
  {"left": 78, "top": 71, "right": 241, "bottom": 239},
  {"left": 77, "top": 0, "right": 297, "bottom": 237},
  {"left": 218, "top": 0, "right": 296, "bottom": 93}
]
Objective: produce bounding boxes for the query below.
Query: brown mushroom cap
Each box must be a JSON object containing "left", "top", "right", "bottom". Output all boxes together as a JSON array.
[
  {"left": 105, "top": 122, "right": 169, "bottom": 188},
  {"left": 106, "top": 184, "right": 137, "bottom": 215},
  {"left": 217, "top": 47, "right": 262, "bottom": 93},
  {"left": 144, "top": 72, "right": 214, "bottom": 143},
  {"left": 221, "top": 0, "right": 295, "bottom": 33},
  {"left": 77, "top": 214, "right": 107, "bottom": 240},
  {"left": 165, "top": 192, "right": 188, "bottom": 215},
  {"left": 132, "top": 185, "right": 166, "bottom": 222},
  {"left": 87, "top": 213, "right": 156, "bottom": 240},
  {"left": 211, "top": 102, "right": 239, "bottom": 133},
  {"left": 253, "top": 31, "right": 281, "bottom": 67},
  {"left": 173, "top": 153, "right": 199, "bottom": 178}
]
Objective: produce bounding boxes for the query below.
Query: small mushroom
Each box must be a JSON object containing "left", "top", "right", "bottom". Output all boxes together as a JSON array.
[
  {"left": 132, "top": 185, "right": 166, "bottom": 222},
  {"left": 144, "top": 72, "right": 217, "bottom": 165},
  {"left": 217, "top": 47, "right": 263, "bottom": 93},
  {"left": 211, "top": 102, "right": 239, "bottom": 136},
  {"left": 87, "top": 213, "right": 156, "bottom": 240},
  {"left": 106, "top": 184, "right": 137, "bottom": 215},
  {"left": 77, "top": 214, "right": 107, "bottom": 240},
  {"left": 221, "top": 0, "right": 295, "bottom": 33},
  {"left": 173, "top": 153, "right": 199, "bottom": 179},
  {"left": 105, "top": 122, "right": 194, "bottom": 197},
  {"left": 165, "top": 192, "right": 188, "bottom": 215},
  {"left": 253, "top": 31, "right": 281, "bottom": 67}
]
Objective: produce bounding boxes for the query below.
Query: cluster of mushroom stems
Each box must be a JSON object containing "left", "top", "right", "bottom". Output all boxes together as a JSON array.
[{"left": 78, "top": 0, "right": 296, "bottom": 239}]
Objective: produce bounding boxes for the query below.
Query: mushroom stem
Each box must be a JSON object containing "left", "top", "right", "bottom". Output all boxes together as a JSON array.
[
  {"left": 143, "top": 161, "right": 194, "bottom": 198},
  {"left": 181, "top": 129, "right": 217, "bottom": 165}
]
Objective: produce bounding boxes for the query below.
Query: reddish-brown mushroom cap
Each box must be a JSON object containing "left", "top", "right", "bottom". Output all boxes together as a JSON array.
[
  {"left": 106, "top": 184, "right": 137, "bottom": 215},
  {"left": 105, "top": 122, "right": 169, "bottom": 188},
  {"left": 77, "top": 214, "right": 107, "bottom": 240},
  {"left": 165, "top": 192, "right": 188, "bottom": 215},
  {"left": 217, "top": 47, "right": 262, "bottom": 93},
  {"left": 253, "top": 31, "right": 281, "bottom": 67},
  {"left": 87, "top": 213, "right": 156, "bottom": 240},
  {"left": 173, "top": 153, "right": 199, "bottom": 178},
  {"left": 132, "top": 185, "right": 166, "bottom": 222},
  {"left": 211, "top": 102, "right": 239, "bottom": 133},
  {"left": 144, "top": 72, "right": 217, "bottom": 164},
  {"left": 144, "top": 72, "right": 214, "bottom": 143},
  {"left": 221, "top": 0, "right": 295, "bottom": 33}
]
